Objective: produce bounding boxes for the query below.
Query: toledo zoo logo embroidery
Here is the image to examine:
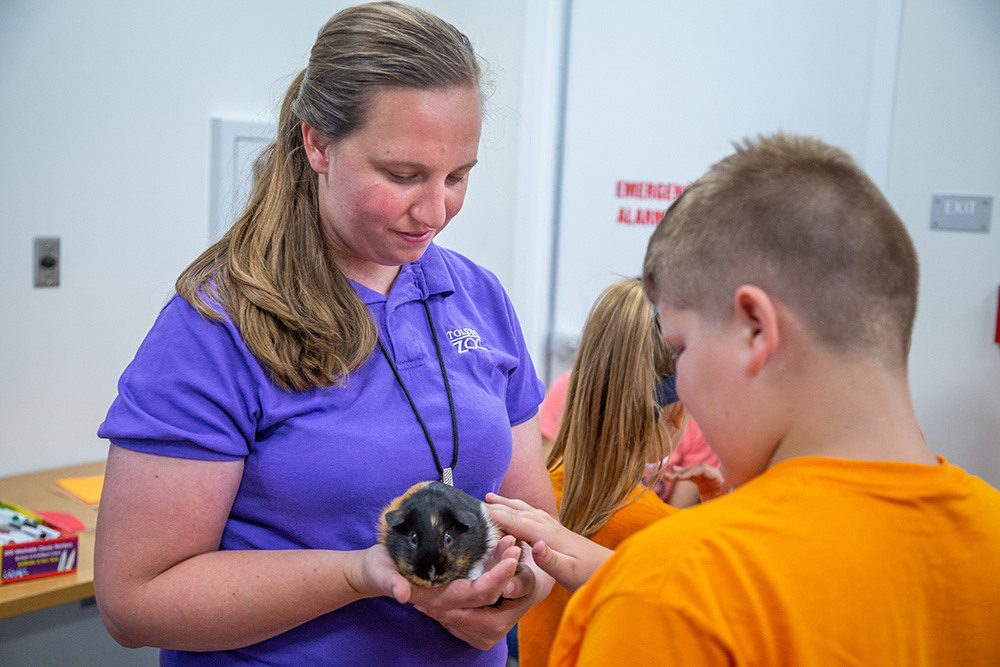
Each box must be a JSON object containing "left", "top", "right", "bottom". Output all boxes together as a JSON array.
[{"left": 446, "top": 327, "right": 486, "bottom": 354}]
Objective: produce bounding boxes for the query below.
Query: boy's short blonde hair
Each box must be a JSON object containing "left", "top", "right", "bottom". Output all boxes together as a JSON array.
[{"left": 643, "top": 134, "right": 919, "bottom": 366}]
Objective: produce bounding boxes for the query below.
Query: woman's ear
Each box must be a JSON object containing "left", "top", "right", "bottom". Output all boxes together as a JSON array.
[
  {"left": 301, "top": 122, "right": 331, "bottom": 174},
  {"left": 733, "top": 285, "right": 779, "bottom": 376}
]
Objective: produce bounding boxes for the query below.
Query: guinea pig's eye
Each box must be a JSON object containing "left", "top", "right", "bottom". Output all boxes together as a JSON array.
[
  {"left": 443, "top": 531, "right": 453, "bottom": 546},
  {"left": 408, "top": 531, "right": 419, "bottom": 547}
]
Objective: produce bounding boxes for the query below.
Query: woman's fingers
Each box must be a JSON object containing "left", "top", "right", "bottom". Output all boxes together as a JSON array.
[
  {"left": 485, "top": 534, "right": 517, "bottom": 569},
  {"left": 387, "top": 572, "right": 411, "bottom": 604},
  {"left": 361, "top": 544, "right": 413, "bottom": 604},
  {"left": 500, "top": 562, "right": 535, "bottom": 599},
  {"left": 470, "top": 557, "right": 518, "bottom": 605},
  {"left": 411, "top": 556, "right": 519, "bottom": 611}
]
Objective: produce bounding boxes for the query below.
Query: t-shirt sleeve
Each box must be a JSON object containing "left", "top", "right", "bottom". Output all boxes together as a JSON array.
[
  {"left": 97, "top": 295, "right": 260, "bottom": 460},
  {"left": 566, "top": 592, "right": 733, "bottom": 665},
  {"left": 499, "top": 289, "right": 545, "bottom": 427}
]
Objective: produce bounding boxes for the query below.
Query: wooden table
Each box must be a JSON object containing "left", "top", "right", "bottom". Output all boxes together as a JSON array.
[{"left": 0, "top": 460, "right": 105, "bottom": 619}]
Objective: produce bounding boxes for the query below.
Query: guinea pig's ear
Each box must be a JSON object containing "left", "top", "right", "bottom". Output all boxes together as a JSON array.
[
  {"left": 385, "top": 509, "right": 407, "bottom": 531},
  {"left": 449, "top": 509, "right": 479, "bottom": 533}
]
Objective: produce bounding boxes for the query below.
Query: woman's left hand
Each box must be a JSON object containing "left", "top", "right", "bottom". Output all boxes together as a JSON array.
[{"left": 410, "top": 536, "right": 548, "bottom": 650}]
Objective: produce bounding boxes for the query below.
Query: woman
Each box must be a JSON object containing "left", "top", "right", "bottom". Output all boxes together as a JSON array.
[{"left": 94, "top": 4, "right": 554, "bottom": 665}]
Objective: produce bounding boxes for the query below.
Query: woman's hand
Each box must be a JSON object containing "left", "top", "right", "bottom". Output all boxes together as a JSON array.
[
  {"left": 485, "top": 493, "right": 611, "bottom": 593},
  {"left": 409, "top": 535, "right": 528, "bottom": 650},
  {"left": 665, "top": 463, "right": 728, "bottom": 500},
  {"left": 346, "top": 544, "right": 413, "bottom": 604}
]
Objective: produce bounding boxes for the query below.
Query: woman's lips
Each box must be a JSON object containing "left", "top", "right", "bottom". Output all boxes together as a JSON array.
[{"left": 395, "top": 229, "right": 433, "bottom": 243}]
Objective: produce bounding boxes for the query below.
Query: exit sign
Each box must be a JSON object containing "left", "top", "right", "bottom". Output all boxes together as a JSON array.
[{"left": 931, "top": 195, "right": 992, "bottom": 233}]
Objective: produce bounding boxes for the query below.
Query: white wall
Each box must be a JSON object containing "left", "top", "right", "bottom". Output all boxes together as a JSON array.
[
  {"left": 548, "top": 0, "right": 901, "bottom": 378},
  {"left": 887, "top": 0, "right": 1000, "bottom": 486},
  {"left": 1, "top": 1, "right": 996, "bottom": 483},
  {"left": 0, "top": 0, "right": 529, "bottom": 476}
]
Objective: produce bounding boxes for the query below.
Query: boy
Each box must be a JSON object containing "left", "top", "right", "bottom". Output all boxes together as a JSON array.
[{"left": 488, "top": 134, "right": 1000, "bottom": 664}]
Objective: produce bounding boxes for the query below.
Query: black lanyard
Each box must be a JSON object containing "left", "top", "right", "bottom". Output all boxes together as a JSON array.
[{"left": 377, "top": 300, "right": 458, "bottom": 486}]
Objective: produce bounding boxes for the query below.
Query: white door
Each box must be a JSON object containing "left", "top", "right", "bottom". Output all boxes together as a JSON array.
[{"left": 547, "top": 0, "right": 902, "bottom": 377}]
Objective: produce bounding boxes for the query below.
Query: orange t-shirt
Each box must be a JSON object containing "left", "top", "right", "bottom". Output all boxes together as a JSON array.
[
  {"left": 517, "top": 467, "right": 677, "bottom": 666},
  {"left": 551, "top": 456, "right": 1000, "bottom": 666}
]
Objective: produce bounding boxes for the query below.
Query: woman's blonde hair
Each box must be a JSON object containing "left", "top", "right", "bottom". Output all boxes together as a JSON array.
[
  {"left": 548, "top": 278, "right": 682, "bottom": 537},
  {"left": 176, "top": 2, "right": 481, "bottom": 391}
]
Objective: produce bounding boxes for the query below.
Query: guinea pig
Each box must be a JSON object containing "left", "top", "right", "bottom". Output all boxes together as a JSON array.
[{"left": 378, "top": 481, "right": 504, "bottom": 587}]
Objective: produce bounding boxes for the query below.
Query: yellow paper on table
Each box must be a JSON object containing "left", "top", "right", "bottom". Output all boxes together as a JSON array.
[{"left": 55, "top": 475, "right": 104, "bottom": 505}]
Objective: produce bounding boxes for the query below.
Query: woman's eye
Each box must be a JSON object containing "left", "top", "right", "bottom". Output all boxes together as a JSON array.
[
  {"left": 387, "top": 171, "right": 418, "bottom": 183},
  {"left": 408, "top": 531, "right": 419, "bottom": 547},
  {"left": 443, "top": 532, "right": 453, "bottom": 546}
]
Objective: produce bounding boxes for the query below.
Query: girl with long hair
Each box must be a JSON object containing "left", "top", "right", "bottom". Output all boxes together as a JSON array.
[{"left": 517, "top": 277, "right": 686, "bottom": 666}]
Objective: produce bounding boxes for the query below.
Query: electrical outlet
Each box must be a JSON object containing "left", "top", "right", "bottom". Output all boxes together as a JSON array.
[{"left": 33, "top": 236, "right": 60, "bottom": 287}]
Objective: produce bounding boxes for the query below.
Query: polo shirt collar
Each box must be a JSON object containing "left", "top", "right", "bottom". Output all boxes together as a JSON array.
[
  {"left": 412, "top": 243, "right": 455, "bottom": 300},
  {"left": 349, "top": 243, "right": 455, "bottom": 306}
]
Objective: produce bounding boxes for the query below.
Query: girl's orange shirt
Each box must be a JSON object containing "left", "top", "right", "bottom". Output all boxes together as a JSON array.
[{"left": 517, "top": 467, "right": 677, "bottom": 667}]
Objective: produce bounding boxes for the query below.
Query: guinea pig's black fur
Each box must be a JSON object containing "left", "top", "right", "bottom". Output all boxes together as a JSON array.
[{"left": 378, "top": 481, "right": 501, "bottom": 587}]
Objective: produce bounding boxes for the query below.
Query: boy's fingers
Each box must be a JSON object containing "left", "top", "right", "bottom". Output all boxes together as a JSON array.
[
  {"left": 485, "top": 493, "right": 534, "bottom": 511},
  {"left": 486, "top": 504, "right": 521, "bottom": 531},
  {"left": 487, "top": 505, "right": 549, "bottom": 544},
  {"left": 531, "top": 540, "right": 574, "bottom": 585}
]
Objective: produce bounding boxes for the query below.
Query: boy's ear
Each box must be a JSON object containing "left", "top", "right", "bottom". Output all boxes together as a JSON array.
[
  {"left": 733, "top": 285, "right": 779, "bottom": 376},
  {"left": 301, "top": 122, "right": 331, "bottom": 175}
]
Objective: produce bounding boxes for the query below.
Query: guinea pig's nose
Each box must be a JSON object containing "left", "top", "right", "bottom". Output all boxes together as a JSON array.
[{"left": 428, "top": 565, "right": 436, "bottom": 581}]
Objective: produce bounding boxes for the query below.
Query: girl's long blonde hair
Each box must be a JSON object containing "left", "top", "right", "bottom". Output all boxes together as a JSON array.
[
  {"left": 548, "top": 278, "right": 682, "bottom": 537},
  {"left": 176, "top": 2, "right": 481, "bottom": 391}
]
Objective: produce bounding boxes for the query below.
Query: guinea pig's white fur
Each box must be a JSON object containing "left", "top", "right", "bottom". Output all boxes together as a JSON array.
[{"left": 466, "top": 501, "right": 504, "bottom": 580}]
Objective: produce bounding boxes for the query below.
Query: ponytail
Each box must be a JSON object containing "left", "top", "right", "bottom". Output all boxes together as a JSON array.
[{"left": 176, "top": 69, "right": 377, "bottom": 390}]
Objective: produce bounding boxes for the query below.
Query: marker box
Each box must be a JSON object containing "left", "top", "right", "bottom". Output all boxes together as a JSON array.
[{"left": 1, "top": 501, "right": 79, "bottom": 585}]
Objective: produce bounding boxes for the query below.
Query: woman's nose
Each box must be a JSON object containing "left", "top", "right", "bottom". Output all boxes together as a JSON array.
[{"left": 410, "top": 182, "right": 448, "bottom": 229}]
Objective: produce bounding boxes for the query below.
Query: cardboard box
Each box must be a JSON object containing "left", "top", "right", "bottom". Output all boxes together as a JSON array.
[{"left": 1, "top": 501, "right": 79, "bottom": 584}]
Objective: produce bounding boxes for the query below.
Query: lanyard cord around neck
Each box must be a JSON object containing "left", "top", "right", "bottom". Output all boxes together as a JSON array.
[{"left": 377, "top": 300, "right": 458, "bottom": 486}]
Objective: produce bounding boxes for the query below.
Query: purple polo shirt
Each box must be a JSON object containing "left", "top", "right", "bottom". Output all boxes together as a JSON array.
[{"left": 98, "top": 243, "right": 544, "bottom": 666}]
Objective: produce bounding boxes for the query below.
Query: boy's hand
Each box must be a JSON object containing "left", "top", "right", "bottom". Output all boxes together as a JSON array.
[
  {"left": 665, "top": 463, "right": 728, "bottom": 500},
  {"left": 485, "top": 493, "right": 612, "bottom": 592}
]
